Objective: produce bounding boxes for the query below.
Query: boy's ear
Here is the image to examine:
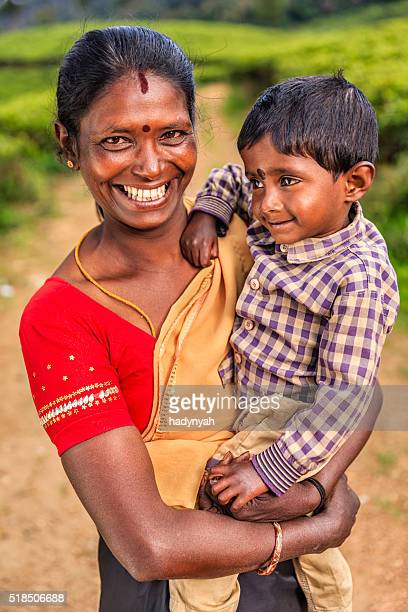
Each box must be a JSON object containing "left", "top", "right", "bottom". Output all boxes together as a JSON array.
[
  {"left": 55, "top": 121, "right": 80, "bottom": 169},
  {"left": 344, "top": 161, "right": 375, "bottom": 202}
]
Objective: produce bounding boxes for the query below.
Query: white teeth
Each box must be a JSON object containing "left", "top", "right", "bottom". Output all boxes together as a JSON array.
[{"left": 121, "top": 183, "right": 169, "bottom": 202}]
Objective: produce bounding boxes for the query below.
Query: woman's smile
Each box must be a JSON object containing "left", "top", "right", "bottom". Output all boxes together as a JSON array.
[
  {"left": 116, "top": 181, "right": 169, "bottom": 202},
  {"left": 112, "top": 177, "right": 176, "bottom": 211}
]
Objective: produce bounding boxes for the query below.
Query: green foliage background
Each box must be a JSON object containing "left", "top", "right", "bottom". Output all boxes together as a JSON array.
[{"left": 0, "top": 6, "right": 407, "bottom": 319}]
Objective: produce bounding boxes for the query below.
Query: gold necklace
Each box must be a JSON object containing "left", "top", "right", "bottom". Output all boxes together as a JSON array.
[{"left": 74, "top": 227, "right": 156, "bottom": 337}]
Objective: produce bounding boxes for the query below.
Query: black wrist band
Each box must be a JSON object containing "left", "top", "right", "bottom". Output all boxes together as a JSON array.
[{"left": 305, "top": 477, "right": 326, "bottom": 515}]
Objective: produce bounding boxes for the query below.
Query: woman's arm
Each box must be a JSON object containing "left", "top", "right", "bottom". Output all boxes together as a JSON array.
[{"left": 61, "top": 425, "right": 359, "bottom": 582}]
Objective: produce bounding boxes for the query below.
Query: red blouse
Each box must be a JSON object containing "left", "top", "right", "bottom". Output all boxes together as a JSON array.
[{"left": 19, "top": 277, "right": 156, "bottom": 456}]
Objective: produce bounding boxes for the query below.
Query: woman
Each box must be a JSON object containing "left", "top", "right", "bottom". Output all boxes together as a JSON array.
[{"left": 19, "top": 26, "right": 364, "bottom": 611}]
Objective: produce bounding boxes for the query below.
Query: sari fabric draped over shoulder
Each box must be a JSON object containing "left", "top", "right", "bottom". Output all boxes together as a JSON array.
[{"left": 144, "top": 197, "right": 253, "bottom": 508}]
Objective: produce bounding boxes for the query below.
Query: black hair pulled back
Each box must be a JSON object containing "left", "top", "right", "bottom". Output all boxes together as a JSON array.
[{"left": 56, "top": 25, "right": 195, "bottom": 144}]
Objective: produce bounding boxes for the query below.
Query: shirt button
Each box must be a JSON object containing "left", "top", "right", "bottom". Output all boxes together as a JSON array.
[
  {"left": 249, "top": 278, "right": 260, "bottom": 290},
  {"left": 280, "top": 244, "right": 288, "bottom": 253},
  {"left": 243, "top": 319, "right": 255, "bottom": 331},
  {"left": 234, "top": 352, "right": 242, "bottom": 365}
]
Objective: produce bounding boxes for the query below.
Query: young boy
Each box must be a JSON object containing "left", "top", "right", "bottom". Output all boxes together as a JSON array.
[{"left": 173, "top": 73, "right": 399, "bottom": 611}]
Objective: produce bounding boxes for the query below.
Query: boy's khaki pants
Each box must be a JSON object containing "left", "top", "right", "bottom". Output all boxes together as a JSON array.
[{"left": 169, "top": 398, "right": 353, "bottom": 612}]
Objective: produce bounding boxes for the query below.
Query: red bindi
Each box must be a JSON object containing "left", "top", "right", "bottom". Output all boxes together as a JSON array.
[
  {"left": 138, "top": 71, "right": 149, "bottom": 94},
  {"left": 142, "top": 125, "right": 151, "bottom": 132},
  {"left": 257, "top": 168, "right": 266, "bottom": 180}
]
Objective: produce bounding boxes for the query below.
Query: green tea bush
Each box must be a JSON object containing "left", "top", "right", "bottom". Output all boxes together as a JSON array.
[
  {"left": 0, "top": 67, "right": 57, "bottom": 103},
  {"left": 0, "top": 18, "right": 408, "bottom": 160},
  {"left": 364, "top": 153, "right": 408, "bottom": 265},
  {"left": 267, "top": 19, "right": 408, "bottom": 161},
  {"left": 1, "top": 18, "right": 407, "bottom": 159},
  {"left": 0, "top": 16, "right": 407, "bottom": 273},
  {"left": 0, "top": 22, "right": 85, "bottom": 63},
  {"left": 0, "top": 89, "right": 55, "bottom": 149},
  {"left": 0, "top": 134, "right": 52, "bottom": 230}
]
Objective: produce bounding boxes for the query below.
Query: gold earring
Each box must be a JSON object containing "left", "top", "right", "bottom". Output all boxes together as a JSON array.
[{"left": 66, "top": 160, "right": 74, "bottom": 169}]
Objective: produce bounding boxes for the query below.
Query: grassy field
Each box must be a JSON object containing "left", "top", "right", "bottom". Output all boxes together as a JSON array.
[
  {"left": 0, "top": 15, "right": 407, "bottom": 139},
  {"left": 0, "top": 8, "right": 407, "bottom": 319}
]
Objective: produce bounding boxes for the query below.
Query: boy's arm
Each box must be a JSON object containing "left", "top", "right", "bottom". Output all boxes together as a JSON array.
[
  {"left": 207, "top": 376, "right": 382, "bottom": 521},
  {"left": 252, "top": 287, "right": 398, "bottom": 497},
  {"left": 207, "top": 386, "right": 381, "bottom": 519},
  {"left": 193, "top": 163, "right": 253, "bottom": 235},
  {"left": 181, "top": 164, "right": 252, "bottom": 267}
]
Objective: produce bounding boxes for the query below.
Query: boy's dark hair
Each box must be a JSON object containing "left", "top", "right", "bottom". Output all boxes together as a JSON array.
[{"left": 237, "top": 72, "right": 378, "bottom": 177}]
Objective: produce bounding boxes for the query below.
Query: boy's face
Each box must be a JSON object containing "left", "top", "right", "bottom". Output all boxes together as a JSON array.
[{"left": 240, "top": 136, "right": 351, "bottom": 244}]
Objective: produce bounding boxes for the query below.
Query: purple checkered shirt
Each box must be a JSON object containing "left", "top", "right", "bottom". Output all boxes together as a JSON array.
[{"left": 194, "top": 164, "right": 400, "bottom": 495}]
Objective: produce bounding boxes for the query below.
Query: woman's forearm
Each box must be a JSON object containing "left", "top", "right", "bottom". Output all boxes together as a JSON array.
[
  {"left": 62, "top": 426, "right": 349, "bottom": 583},
  {"left": 133, "top": 502, "right": 332, "bottom": 580},
  {"left": 62, "top": 427, "right": 279, "bottom": 581},
  {"left": 150, "top": 475, "right": 357, "bottom": 580},
  {"left": 148, "top": 505, "right": 276, "bottom": 579}
]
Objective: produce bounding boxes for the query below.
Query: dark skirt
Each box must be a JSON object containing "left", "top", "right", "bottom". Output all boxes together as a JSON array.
[{"left": 98, "top": 537, "right": 307, "bottom": 612}]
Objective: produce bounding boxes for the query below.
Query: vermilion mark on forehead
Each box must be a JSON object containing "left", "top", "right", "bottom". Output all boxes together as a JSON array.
[
  {"left": 257, "top": 168, "right": 266, "bottom": 180},
  {"left": 138, "top": 71, "right": 149, "bottom": 94},
  {"left": 142, "top": 125, "right": 151, "bottom": 132}
]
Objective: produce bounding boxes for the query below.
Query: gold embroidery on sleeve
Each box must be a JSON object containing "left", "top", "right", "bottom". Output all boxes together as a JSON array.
[
  {"left": 40, "top": 383, "right": 120, "bottom": 429},
  {"left": 38, "top": 380, "right": 113, "bottom": 416}
]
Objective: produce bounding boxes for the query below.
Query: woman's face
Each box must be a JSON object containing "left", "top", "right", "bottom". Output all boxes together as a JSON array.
[{"left": 75, "top": 73, "right": 197, "bottom": 231}]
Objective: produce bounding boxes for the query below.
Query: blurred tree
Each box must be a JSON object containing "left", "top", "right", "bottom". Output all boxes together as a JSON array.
[
  {"left": 0, "top": 0, "right": 403, "bottom": 27},
  {"left": 254, "top": 0, "right": 290, "bottom": 24},
  {"left": 198, "top": 0, "right": 251, "bottom": 21},
  {"left": 286, "top": 0, "right": 389, "bottom": 22}
]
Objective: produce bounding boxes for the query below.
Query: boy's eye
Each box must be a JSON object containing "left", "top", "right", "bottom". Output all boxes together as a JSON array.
[
  {"left": 249, "top": 178, "right": 263, "bottom": 189},
  {"left": 280, "top": 176, "right": 300, "bottom": 187},
  {"left": 159, "top": 130, "right": 190, "bottom": 144},
  {"left": 101, "top": 136, "right": 131, "bottom": 149}
]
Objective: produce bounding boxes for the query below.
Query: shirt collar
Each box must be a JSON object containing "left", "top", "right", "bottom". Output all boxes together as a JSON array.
[{"left": 251, "top": 202, "right": 364, "bottom": 263}]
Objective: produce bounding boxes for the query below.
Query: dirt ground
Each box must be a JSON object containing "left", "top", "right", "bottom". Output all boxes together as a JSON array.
[{"left": 0, "top": 84, "right": 407, "bottom": 611}]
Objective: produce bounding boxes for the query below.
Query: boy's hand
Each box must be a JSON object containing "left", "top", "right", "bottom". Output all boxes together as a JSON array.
[
  {"left": 180, "top": 211, "right": 218, "bottom": 268},
  {"left": 197, "top": 452, "right": 235, "bottom": 515},
  {"left": 208, "top": 451, "right": 269, "bottom": 511},
  {"left": 197, "top": 472, "right": 222, "bottom": 514},
  {"left": 199, "top": 452, "right": 321, "bottom": 520}
]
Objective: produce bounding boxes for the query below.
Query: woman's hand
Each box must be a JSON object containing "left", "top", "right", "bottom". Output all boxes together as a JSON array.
[
  {"left": 226, "top": 481, "right": 322, "bottom": 522},
  {"left": 201, "top": 452, "right": 321, "bottom": 521},
  {"left": 316, "top": 475, "right": 361, "bottom": 549},
  {"left": 280, "top": 474, "right": 360, "bottom": 560},
  {"left": 180, "top": 211, "right": 218, "bottom": 267},
  {"left": 199, "top": 465, "right": 361, "bottom": 561}
]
